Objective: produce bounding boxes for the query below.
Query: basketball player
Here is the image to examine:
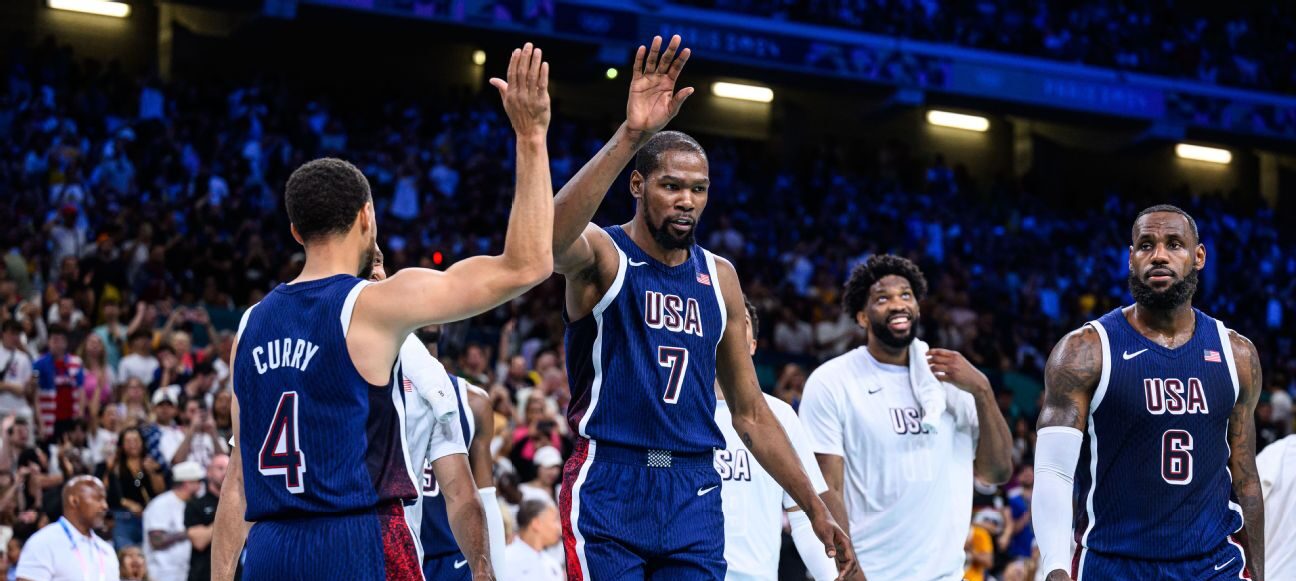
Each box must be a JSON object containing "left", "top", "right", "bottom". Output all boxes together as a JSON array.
[
  {"left": 800, "top": 254, "right": 1013, "bottom": 581},
  {"left": 368, "top": 248, "right": 507, "bottom": 580},
  {"left": 211, "top": 43, "right": 554, "bottom": 580},
  {"left": 549, "top": 35, "right": 855, "bottom": 580},
  {"left": 714, "top": 297, "right": 838, "bottom": 581},
  {"left": 1033, "top": 205, "right": 1265, "bottom": 580}
]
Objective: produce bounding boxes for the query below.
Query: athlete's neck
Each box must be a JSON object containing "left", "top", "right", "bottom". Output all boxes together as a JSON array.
[
  {"left": 295, "top": 239, "right": 365, "bottom": 283},
  {"left": 623, "top": 220, "right": 691, "bottom": 267},
  {"left": 867, "top": 339, "right": 909, "bottom": 367},
  {"left": 1128, "top": 303, "right": 1195, "bottom": 347}
]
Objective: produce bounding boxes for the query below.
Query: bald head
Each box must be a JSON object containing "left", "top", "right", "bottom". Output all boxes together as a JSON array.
[
  {"left": 62, "top": 475, "right": 104, "bottom": 504},
  {"left": 63, "top": 475, "right": 108, "bottom": 532}
]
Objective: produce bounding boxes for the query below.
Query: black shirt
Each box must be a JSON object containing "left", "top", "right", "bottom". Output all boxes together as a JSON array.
[{"left": 184, "top": 487, "right": 220, "bottom": 581}]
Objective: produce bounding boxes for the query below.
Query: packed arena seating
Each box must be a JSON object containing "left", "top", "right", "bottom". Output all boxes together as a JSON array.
[
  {"left": 674, "top": 0, "right": 1296, "bottom": 93},
  {"left": 1, "top": 37, "right": 1293, "bottom": 580}
]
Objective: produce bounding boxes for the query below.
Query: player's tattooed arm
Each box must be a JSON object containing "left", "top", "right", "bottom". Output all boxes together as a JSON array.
[
  {"left": 553, "top": 35, "right": 692, "bottom": 275},
  {"left": 1037, "top": 326, "right": 1102, "bottom": 431},
  {"left": 1228, "top": 330, "right": 1265, "bottom": 581}
]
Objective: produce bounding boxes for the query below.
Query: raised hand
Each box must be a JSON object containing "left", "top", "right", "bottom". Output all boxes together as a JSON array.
[
  {"left": 626, "top": 35, "right": 694, "bottom": 136},
  {"left": 490, "top": 43, "right": 551, "bottom": 140}
]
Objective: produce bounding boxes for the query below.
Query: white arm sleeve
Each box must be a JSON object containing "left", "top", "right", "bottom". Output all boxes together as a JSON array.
[
  {"left": 789, "top": 509, "right": 838, "bottom": 581},
  {"left": 1034, "top": 426, "right": 1084, "bottom": 577},
  {"left": 479, "top": 486, "right": 507, "bottom": 573}
]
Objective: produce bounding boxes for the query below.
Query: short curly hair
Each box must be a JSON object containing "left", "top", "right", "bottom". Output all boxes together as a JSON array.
[
  {"left": 285, "top": 158, "right": 372, "bottom": 243},
  {"left": 842, "top": 254, "right": 928, "bottom": 316}
]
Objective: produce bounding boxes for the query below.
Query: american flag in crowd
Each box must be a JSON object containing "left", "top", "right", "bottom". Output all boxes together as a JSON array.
[
  {"left": 696, "top": 272, "right": 711, "bottom": 286},
  {"left": 1203, "top": 350, "right": 1222, "bottom": 363}
]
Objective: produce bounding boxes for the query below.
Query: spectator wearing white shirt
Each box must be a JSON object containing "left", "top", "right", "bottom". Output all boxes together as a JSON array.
[
  {"left": 0, "top": 321, "right": 34, "bottom": 421},
  {"left": 170, "top": 399, "right": 227, "bottom": 470},
  {"left": 518, "top": 446, "right": 560, "bottom": 506},
  {"left": 143, "top": 461, "right": 203, "bottom": 581},
  {"left": 117, "top": 332, "right": 158, "bottom": 387},
  {"left": 501, "top": 500, "right": 563, "bottom": 581},
  {"left": 15, "top": 475, "right": 120, "bottom": 581},
  {"left": 149, "top": 390, "right": 184, "bottom": 465}
]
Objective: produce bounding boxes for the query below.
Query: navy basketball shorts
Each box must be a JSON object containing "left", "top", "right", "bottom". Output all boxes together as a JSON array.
[
  {"left": 423, "top": 551, "right": 473, "bottom": 581},
  {"left": 244, "top": 501, "right": 420, "bottom": 580},
  {"left": 560, "top": 438, "right": 726, "bottom": 581},
  {"left": 1074, "top": 535, "right": 1250, "bottom": 580}
]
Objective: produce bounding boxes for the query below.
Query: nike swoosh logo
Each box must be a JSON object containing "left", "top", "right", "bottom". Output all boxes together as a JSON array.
[
  {"left": 697, "top": 485, "right": 719, "bottom": 496},
  {"left": 868, "top": 387, "right": 882, "bottom": 394},
  {"left": 1123, "top": 349, "right": 1149, "bottom": 360},
  {"left": 628, "top": 259, "right": 647, "bottom": 267},
  {"left": 1214, "top": 557, "right": 1235, "bottom": 571},
  {"left": 454, "top": 560, "right": 469, "bottom": 569}
]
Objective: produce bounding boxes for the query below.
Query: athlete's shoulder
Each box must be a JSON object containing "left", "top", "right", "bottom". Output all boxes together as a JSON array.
[{"left": 808, "top": 347, "right": 864, "bottom": 380}]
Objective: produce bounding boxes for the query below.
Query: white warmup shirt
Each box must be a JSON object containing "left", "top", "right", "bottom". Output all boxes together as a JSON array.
[
  {"left": 15, "top": 517, "right": 120, "bottom": 581},
  {"left": 715, "top": 394, "right": 829, "bottom": 581},
  {"left": 142, "top": 490, "right": 192, "bottom": 581},
  {"left": 800, "top": 347, "right": 979, "bottom": 581},
  {"left": 1258, "top": 435, "right": 1296, "bottom": 581},
  {"left": 501, "top": 539, "right": 564, "bottom": 581},
  {"left": 397, "top": 334, "right": 469, "bottom": 562}
]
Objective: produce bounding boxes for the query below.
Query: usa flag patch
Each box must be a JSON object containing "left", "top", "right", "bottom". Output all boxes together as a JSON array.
[
  {"left": 696, "top": 272, "right": 711, "bottom": 286},
  {"left": 402, "top": 378, "right": 415, "bottom": 392},
  {"left": 1204, "top": 350, "right": 1222, "bottom": 363}
]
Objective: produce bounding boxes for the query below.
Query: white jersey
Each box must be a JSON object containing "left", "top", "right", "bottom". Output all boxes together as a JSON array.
[
  {"left": 398, "top": 334, "right": 469, "bottom": 561},
  {"left": 714, "top": 394, "right": 828, "bottom": 581},
  {"left": 800, "top": 347, "right": 979, "bottom": 581},
  {"left": 1258, "top": 435, "right": 1296, "bottom": 581}
]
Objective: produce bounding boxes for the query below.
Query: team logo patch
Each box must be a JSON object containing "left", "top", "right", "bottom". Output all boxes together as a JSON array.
[
  {"left": 696, "top": 272, "right": 711, "bottom": 286},
  {"left": 1203, "top": 350, "right": 1222, "bottom": 363}
]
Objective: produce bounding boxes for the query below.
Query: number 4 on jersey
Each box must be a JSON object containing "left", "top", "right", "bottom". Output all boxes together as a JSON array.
[
  {"left": 658, "top": 346, "right": 690, "bottom": 404},
  {"left": 260, "top": 391, "right": 307, "bottom": 493}
]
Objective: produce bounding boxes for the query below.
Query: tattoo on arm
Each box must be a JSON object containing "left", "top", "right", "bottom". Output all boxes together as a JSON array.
[
  {"left": 1228, "top": 332, "right": 1265, "bottom": 580},
  {"left": 1037, "top": 327, "right": 1101, "bottom": 431},
  {"left": 741, "top": 432, "right": 753, "bottom": 448}
]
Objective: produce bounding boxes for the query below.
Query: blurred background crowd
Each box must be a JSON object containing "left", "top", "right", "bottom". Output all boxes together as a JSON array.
[{"left": 0, "top": 21, "right": 1294, "bottom": 581}]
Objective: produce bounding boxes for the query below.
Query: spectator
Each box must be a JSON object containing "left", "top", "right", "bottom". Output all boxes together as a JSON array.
[
  {"left": 2, "top": 417, "right": 57, "bottom": 520},
  {"left": 0, "top": 321, "right": 34, "bottom": 421},
  {"left": 518, "top": 446, "right": 560, "bottom": 506},
  {"left": 964, "top": 509, "right": 1001, "bottom": 581},
  {"left": 115, "top": 378, "right": 151, "bottom": 428},
  {"left": 145, "top": 390, "right": 183, "bottom": 466},
  {"left": 13, "top": 476, "right": 118, "bottom": 581},
  {"left": 117, "top": 332, "right": 158, "bottom": 387},
  {"left": 170, "top": 399, "right": 227, "bottom": 470},
  {"left": 104, "top": 427, "right": 165, "bottom": 550},
  {"left": 148, "top": 346, "right": 187, "bottom": 396},
  {"left": 183, "top": 454, "right": 227, "bottom": 581},
  {"left": 92, "top": 299, "right": 129, "bottom": 371},
  {"left": 772, "top": 308, "right": 814, "bottom": 356},
  {"left": 78, "top": 333, "right": 117, "bottom": 409},
  {"left": 458, "top": 343, "right": 491, "bottom": 387},
  {"left": 118, "top": 546, "right": 148, "bottom": 581},
  {"left": 1005, "top": 464, "right": 1035, "bottom": 562},
  {"left": 142, "top": 461, "right": 202, "bottom": 581},
  {"left": 509, "top": 399, "right": 561, "bottom": 483},
  {"left": 87, "top": 403, "right": 121, "bottom": 468},
  {"left": 501, "top": 500, "right": 563, "bottom": 581},
  {"left": 209, "top": 389, "right": 233, "bottom": 447},
  {"left": 33, "top": 325, "right": 84, "bottom": 440},
  {"left": 6, "top": 536, "right": 22, "bottom": 581}
]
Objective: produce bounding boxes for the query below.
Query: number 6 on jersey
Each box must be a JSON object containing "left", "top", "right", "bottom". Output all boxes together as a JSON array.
[
  {"left": 658, "top": 346, "right": 690, "bottom": 403},
  {"left": 260, "top": 391, "right": 307, "bottom": 493}
]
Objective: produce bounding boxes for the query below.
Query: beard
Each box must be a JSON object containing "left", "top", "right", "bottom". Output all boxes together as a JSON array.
[
  {"left": 1129, "top": 268, "right": 1198, "bottom": 311},
  {"left": 645, "top": 209, "right": 696, "bottom": 250},
  {"left": 357, "top": 240, "right": 377, "bottom": 280},
  {"left": 869, "top": 313, "right": 918, "bottom": 350}
]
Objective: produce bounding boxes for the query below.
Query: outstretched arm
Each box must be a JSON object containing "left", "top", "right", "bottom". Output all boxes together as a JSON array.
[
  {"left": 712, "top": 258, "right": 857, "bottom": 580},
  {"left": 553, "top": 35, "right": 693, "bottom": 276},
  {"left": 435, "top": 453, "right": 492, "bottom": 581},
  {"left": 1034, "top": 327, "right": 1103, "bottom": 581},
  {"left": 1228, "top": 331, "right": 1265, "bottom": 581},
  {"left": 359, "top": 43, "right": 554, "bottom": 332}
]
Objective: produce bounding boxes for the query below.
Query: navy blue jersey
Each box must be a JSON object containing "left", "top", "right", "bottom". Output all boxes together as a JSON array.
[
  {"left": 234, "top": 275, "right": 417, "bottom": 521},
  {"left": 419, "top": 374, "right": 475, "bottom": 559},
  {"left": 565, "top": 226, "right": 727, "bottom": 453},
  {"left": 1074, "top": 307, "right": 1243, "bottom": 561}
]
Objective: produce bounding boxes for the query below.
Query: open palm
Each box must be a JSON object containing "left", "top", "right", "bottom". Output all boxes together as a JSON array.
[{"left": 627, "top": 35, "right": 694, "bottom": 135}]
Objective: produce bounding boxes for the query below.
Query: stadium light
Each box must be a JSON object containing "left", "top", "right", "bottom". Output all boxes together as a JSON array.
[
  {"left": 47, "top": 0, "right": 131, "bottom": 17},
  {"left": 606, "top": 68, "right": 619, "bottom": 80},
  {"left": 472, "top": 50, "right": 487, "bottom": 66},
  {"left": 712, "top": 82, "right": 774, "bottom": 103},
  {"left": 1175, "top": 143, "right": 1231, "bottom": 165},
  {"left": 926, "top": 110, "right": 989, "bottom": 132}
]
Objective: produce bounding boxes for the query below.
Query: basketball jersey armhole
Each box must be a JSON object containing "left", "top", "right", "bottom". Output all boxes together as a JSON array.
[
  {"left": 1079, "top": 319, "right": 1112, "bottom": 550},
  {"left": 592, "top": 242, "right": 628, "bottom": 318},
  {"left": 1086, "top": 321, "right": 1112, "bottom": 414},
  {"left": 236, "top": 303, "right": 258, "bottom": 343},
  {"left": 339, "top": 280, "right": 372, "bottom": 337},
  {"left": 701, "top": 250, "right": 728, "bottom": 339},
  {"left": 1215, "top": 320, "right": 1241, "bottom": 404}
]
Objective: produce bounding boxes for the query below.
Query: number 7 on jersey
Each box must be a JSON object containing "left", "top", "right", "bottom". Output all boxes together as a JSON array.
[{"left": 658, "top": 346, "right": 690, "bottom": 404}]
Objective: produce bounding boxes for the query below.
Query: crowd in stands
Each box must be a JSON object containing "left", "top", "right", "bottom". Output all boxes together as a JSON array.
[
  {"left": 0, "top": 38, "right": 1293, "bottom": 580},
  {"left": 675, "top": 0, "right": 1296, "bottom": 94}
]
